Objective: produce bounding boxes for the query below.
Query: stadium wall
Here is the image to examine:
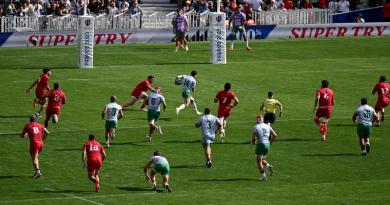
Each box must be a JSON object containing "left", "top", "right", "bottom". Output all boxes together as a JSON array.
[{"left": 0, "top": 22, "right": 389, "bottom": 47}]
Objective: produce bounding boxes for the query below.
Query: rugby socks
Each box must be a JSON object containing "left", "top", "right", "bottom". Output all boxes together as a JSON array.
[
  {"left": 246, "top": 40, "right": 249, "bottom": 47},
  {"left": 314, "top": 118, "right": 320, "bottom": 125},
  {"left": 177, "top": 104, "right": 186, "bottom": 112},
  {"left": 44, "top": 120, "right": 49, "bottom": 128},
  {"left": 191, "top": 102, "right": 201, "bottom": 114},
  {"left": 230, "top": 41, "right": 234, "bottom": 49}
]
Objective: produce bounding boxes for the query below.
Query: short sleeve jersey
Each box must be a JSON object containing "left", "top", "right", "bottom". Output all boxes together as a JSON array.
[
  {"left": 253, "top": 123, "right": 273, "bottom": 144},
  {"left": 47, "top": 89, "right": 66, "bottom": 108},
  {"left": 148, "top": 155, "right": 169, "bottom": 166},
  {"left": 316, "top": 88, "right": 334, "bottom": 108},
  {"left": 182, "top": 75, "right": 196, "bottom": 91},
  {"left": 105, "top": 102, "right": 122, "bottom": 121},
  {"left": 197, "top": 114, "right": 220, "bottom": 139},
  {"left": 135, "top": 80, "right": 150, "bottom": 93},
  {"left": 148, "top": 92, "right": 165, "bottom": 112},
  {"left": 83, "top": 140, "right": 104, "bottom": 161},
  {"left": 216, "top": 90, "right": 236, "bottom": 109},
  {"left": 36, "top": 73, "right": 49, "bottom": 90},
  {"left": 231, "top": 11, "right": 246, "bottom": 27},
  {"left": 372, "top": 82, "right": 390, "bottom": 100},
  {"left": 262, "top": 98, "right": 281, "bottom": 113},
  {"left": 23, "top": 122, "right": 45, "bottom": 145},
  {"left": 355, "top": 105, "right": 376, "bottom": 126}
]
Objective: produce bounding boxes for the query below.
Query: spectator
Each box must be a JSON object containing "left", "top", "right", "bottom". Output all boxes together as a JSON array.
[
  {"left": 275, "top": 0, "right": 284, "bottom": 9},
  {"left": 246, "top": 12, "right": 255, "bottom": 25},
  {"left": 193, "top": 0, "right": 202, "bottom": 12},
  {"left": 311, "top": 0, "right": 318, "bottom": 7},
  {"left": 198, "top": 2, "right": 210, "bottom": 13},
  {"left": 208, "top": 1, "right": 216, "bottom": 12},
  {"left": 107, "top": 0, "right": 118, "bottom": 15},
  {"left": 242, "top": 2, "right": 252, "bottom": 16},
  {"left": 128, "top": 0, "right": 143, "bottom": 15},
  {"left": 283, "top": 0, "right": 294, "bottom": 9},
  {"left": 17, "top": 3, "right": 29, "bottom": 16},
  {"left": 183, "top": 0, "right": 193, "bottom": 12},
  {"left": 267, "top": 0, "right": 278, "bottom": 10},
  {"left": 62, "top": 0, "right": 72, "bottom": 11},
  {"left": 337, "top": 0, "right": 349, "bottom": 12},
  {"left": 31, "top": 0, "right": 43, "bottom": 16},
  {"left": 57, "top": 2, "right": 68, "bottom": 16},
  {"left": 225, "top": 0, "right": 236, "bottom": 17},
  {"left": 118, "top": 0, "right": 129, "bottom": 14},
  {"left": 328, "top": 0, "right": 337, "bottom": 13},
  {"left": 318, "top": 0, "right": 326, "bottom": 8},
  {"left": 0, "top": 6, "right": 4, "bottom": 16},
  {"left": 303, "top": 0, "right": 313, "bottom": 8},
  {"left": 44, "top": 2, "right": 53, "bottom": 15},
  {"left": 6, "top": 0, "right": 16, "bottom": 16},
  {"left": 245, "top": 0, "right": 262, "bottom": 11},
  {"left": 88, "top": 0, "right": 98, "bottom": 14}
]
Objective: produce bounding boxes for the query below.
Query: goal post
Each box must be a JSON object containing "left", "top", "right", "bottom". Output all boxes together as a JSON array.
[
  {"left": 209, "top": 0, "right": 227, "bottom": 64},
  {"left": 78, "top": 0, "right": 94, "bottom": 68}
]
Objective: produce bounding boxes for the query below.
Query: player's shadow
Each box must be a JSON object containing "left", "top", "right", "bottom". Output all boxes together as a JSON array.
[
  {"left": 214, "top": 141, "right": 251, "bottom": 145},
  {"left": 170, "top": 165, "right": 204, "bottom": 169},
  {"left": 277, "top": 138, "right": 318, "bottom": 142},
  {"left": 302, "top": 153, "right": 360, "bottom": 157},
  {"left": 110, "top": 141, "right": 147, "bottom": 146},
  {"left": 55, "top": 148, "right": 81, "bottom": 152},
  {"left": 0, "top": 115, "right": 30, "bottom": 118},
  {"left": 163, "top": 139, "right": 199, "bottom": 144},
  {"left": 155, "top": 62, "right": 210, "bottom": 65},
  {"left": 0, "top": 133, "right": 20, "bottom": 136},
  {"left": 31, "top": 190, "right": 93, "bottom": 194},
  {"left": 117, "top": 186, "right": 162, "bottom": 193},
  {"left": 329, "top": 124, "right": 356, "bottom": 127},
  {"left": 158, "top": 117, "right": 174, "bottom": 122},
  {"left": 190, "top": 178, "right": 257, "bottom": 182},
  {"left": 0, "top": 175, "right": 26, "bottom": 179}
]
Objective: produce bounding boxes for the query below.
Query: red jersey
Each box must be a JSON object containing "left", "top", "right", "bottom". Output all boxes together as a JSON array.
[
  {"left": 372, "top": 82, "right": 390, "bottom": 100},
  {"left": 36, "top": 74, "right": 49, "bottom": 91},
  {"left": 22, "top": 122, "right": 45, "bottom": 145},
  {"left": 283, "top": 0, "right": 294, "bottom": 9},
  {"left": 216, "top": 90, "right": 236, "bottom": 109},
  {"left": 83, "top": 140, "right": 104, "bottom": 161},
  {"left": 47, "top": 89, "right": 66, "bottom": 108},
  {"left": 316, "top": 88, "right": 334, "bottom": 108}
]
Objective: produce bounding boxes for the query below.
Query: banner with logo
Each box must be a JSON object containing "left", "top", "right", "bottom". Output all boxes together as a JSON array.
[
  {"left": 209, "top": 12, "right": 227, "bottom": 64},
  {"left": 78, "top": 16, "right": 94, "bottom": 68},
  {"left": 0, "top": 22, "right": 389, "bottom": 47}
]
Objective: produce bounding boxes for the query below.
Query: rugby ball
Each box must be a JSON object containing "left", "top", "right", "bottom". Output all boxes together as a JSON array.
[{"left": 174, "top": 78, "right": 183, "bottom": 86}]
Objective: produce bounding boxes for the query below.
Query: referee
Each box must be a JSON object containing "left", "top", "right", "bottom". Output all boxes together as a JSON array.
[{"left": 260, "top": 91, "right": 283, "bottom": 124}]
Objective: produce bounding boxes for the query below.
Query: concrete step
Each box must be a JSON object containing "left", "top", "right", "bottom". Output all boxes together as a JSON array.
[{"left": 142, "top": 0, "right": 171, "bottom": 3}]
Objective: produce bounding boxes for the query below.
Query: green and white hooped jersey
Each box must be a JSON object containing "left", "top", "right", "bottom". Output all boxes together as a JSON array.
[
  {"left": 253, "top": 123, "right": 273, "bottom": 144},
  {"left": 182, "top": 75, "right": 196, "bottom": 91},
  {"left": 148, "top": 92, "right": 165, "bottom": 112},
  {"left": 198, "top": 114, "right": 219, "bottom": 139},
  {"left": 148, "top": 155, "right": 169, "bottom": 166},
  {"left": 105, "top": 102, "right": 122, "bottom": 121},
  {"left": 355, "top": 104, "right": 376, "bottom": 126}
]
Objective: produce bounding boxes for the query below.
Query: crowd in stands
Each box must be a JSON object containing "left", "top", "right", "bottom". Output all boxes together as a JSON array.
[{"left": 0, "top": 0, "right": 144, "bottom": 17}]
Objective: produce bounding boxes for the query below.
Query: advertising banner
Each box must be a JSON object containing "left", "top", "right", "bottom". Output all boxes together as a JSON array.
[{"left": 0, "top": 22, "right": 389, "bottom": 48}]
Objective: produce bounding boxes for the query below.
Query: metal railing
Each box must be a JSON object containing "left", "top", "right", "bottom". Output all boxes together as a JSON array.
[
  {"left": 0, "top": 9, "right": 331, "bottom": 32},
  {"left": 253, "top": 9, "right": 330, "bottom": 25}
]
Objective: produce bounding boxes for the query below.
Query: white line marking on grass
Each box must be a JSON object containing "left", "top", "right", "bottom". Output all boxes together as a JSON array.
[
  {"left": 67, "top": 79, "right": 91, "bottom": 81},
  {"left": 44, "top": 188, "right": 105, "bottom": 205}
]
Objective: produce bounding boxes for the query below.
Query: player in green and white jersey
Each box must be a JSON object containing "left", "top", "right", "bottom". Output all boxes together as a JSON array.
[
  {"left": 144, "top": 151, "right": 172, "bottom": 192},
  {"left": 175, "top": 71, "right": 202, "bottom": 116},
  {"left": 352, "top": 98, "right": 378, "bottom": 155},
  {"left": 102, "top": 96, "right": 123, "bottom": 148},
  {"left": 146, "top": 86, "right": 167, "bottom": 141},
  {"left": 195, "top": 107, "right": 221, "bottom": 168},
  {"left": 252, "top": 115, "right": 277, "bottom": 181}
]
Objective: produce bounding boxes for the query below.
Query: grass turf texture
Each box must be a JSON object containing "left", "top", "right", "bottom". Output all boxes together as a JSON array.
[{"left": 0, "top": 37, "right": 390, "bottom": 205}]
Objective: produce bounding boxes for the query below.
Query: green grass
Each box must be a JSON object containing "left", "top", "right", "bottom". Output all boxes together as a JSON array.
[{"left": 0, "top": 37, "right": 390, "bottom": 205}]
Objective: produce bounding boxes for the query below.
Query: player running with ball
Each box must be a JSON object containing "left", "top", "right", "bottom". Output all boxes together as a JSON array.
[
  {"left": 44, "top": 82, "right": 66, "bottom": 128},
  {"left": 252, "top": 115, "right": 277, "bottom": 181},
  {"left": 175, "top": 71, "right": 202, "bottom": 116},
  {"left": 313, "top": 80, "right": 334, "bottom": 141},
  {"left": 146, "top": 86, "right": 167, "bottom": 141},
  {"left": 214, "top": 82, "right": 239, "bottom": 142},
  {"left": 228, "top": 7, "right": 251, "bottom": 51}
]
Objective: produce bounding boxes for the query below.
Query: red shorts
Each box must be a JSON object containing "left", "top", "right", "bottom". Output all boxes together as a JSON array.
[
  {"left": 218, "top": 106, "right": 232, "bottom": 118},
  {"left": 375, "top": 98, "right": 389, "bottom": 110},
  {"left": 46, "top": 106, "right": 61, "bottom": 116},
  {"left": 316, "top": 107, "right": 332, "bottom": 119},
  {"left": 35, "top": 88, "right": 47, "bottom": 101},
  {"left": 87, "top": 158, "right": 102, "bottom": 173},
  {"left": 131, "top": 89, "right": 145, "bottom": 99},
  {"left": 30, "top": 142, "right": 44, "bottom": 155}
]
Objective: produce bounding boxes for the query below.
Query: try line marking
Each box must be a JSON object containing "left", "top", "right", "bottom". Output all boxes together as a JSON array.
[{"left": 43, "top": 188, "right": 104, "bottom": 205}]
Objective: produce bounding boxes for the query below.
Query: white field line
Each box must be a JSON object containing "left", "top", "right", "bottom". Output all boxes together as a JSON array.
[
  {"left": 43, "top": 188, "right": 105, "bottom": 205},
  {"left": 0, "top": 116, "right": 366, "bottom": 135},
  {"left": 1, "top": 179, "right": 390, "bottom": 203}
]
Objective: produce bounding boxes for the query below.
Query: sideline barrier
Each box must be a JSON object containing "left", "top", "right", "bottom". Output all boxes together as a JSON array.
[{"left": 0, "top": 22, "right": 389, "bottom": 47}]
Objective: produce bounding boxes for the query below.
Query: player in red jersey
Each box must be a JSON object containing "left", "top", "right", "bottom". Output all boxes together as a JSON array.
[
  {"left": 20, "top": 116, "right": 50, "bottom": 178},
  {"left": 123, "top": 75, "right": 156, "bottom": 111},
  {"left": 372, "top": 75, "right": 390, "bottom": 126},
  {"left": 313, "top": 80, "right": 334, "bottom": 141},
  {"left": 82, "top": 134, "right": 107, "bottom": 192},
  {"left": 26, "top": 68, "right": 51, "bottom": 117},
  {"left": 44, "top": 82, "right": 66, "bottom": 128},
  {"left": 214, "top": 82, "right": 239, "bottom": 142}
]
